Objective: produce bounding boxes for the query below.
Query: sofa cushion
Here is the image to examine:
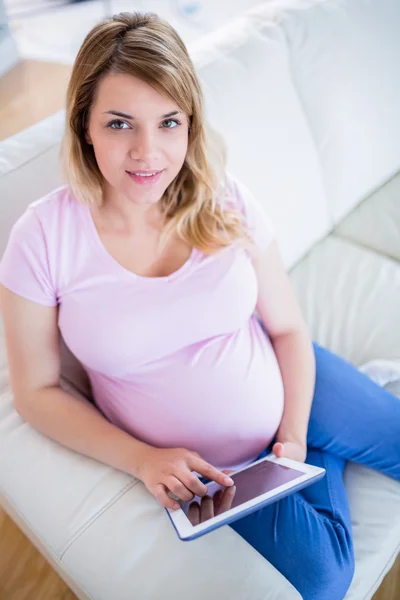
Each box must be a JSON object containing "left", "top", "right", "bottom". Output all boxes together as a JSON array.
[
  {"left": 0, "top": 383, "right": 135, "bottom": 560},
  {"left": 290, "top": 235, "right": 400, "bottom": 599},
  {"left": 190, "top": 3, "right": 331, "bottom": 269},
  {"left": 290, "top": 236, "right": 400, "bottom": 366},
  {"left": 343, "top": 463, "right": 400, "bottom": 599},
  {"left": 280, "top": 0, "right": 400, "bottom": 223},
  {"left": 61, "top": 482, "right": 300, "bottom": 600},
  {"left": 334, "top": 170, "right": 400, "bottom": 263},
  {"left": 0, "top": 111, "right": 64, "bottom": 257},
  {"left": 0, "top": 110, "right": 64, "bottom": 177},
  {"left": 0, "top": 371, "right": 300, "bottom": 600}
]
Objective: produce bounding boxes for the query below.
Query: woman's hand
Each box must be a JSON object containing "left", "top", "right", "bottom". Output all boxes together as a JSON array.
[
  {"left": 272, "top": 440, "right": 307, "bottom": 463},
  {"left": 136, "top": 446, "right": 234, "bottom": 510},
  {"left": 187, "top": 470, "right": 236, "bottom": 526}
]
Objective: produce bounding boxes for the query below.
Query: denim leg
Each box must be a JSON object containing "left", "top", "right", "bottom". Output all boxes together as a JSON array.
[
  {"left": 230, "top": 448, "right": 355, "bottom": 600},
  {"left": 230, "top": 342, "right": 400, "bottom": 598},
  {"left": 307, "top": 343, "right": 400, "bottom": 480}
]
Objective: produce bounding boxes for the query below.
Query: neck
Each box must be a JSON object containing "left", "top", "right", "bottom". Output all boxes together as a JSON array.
[{"left": 98, "top": 181, "right": 166, "bottom": 234}]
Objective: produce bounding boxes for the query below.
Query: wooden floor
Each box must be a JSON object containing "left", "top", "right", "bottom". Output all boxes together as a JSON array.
[
  {"left": 0, "top": 59, "right": 71, "bottom": 141},
  {"left": 0, "top": 506, "right": 77, "bottom": 600},
  {"left": 0, "top": 58, "right": 399, "bottom": 600}
]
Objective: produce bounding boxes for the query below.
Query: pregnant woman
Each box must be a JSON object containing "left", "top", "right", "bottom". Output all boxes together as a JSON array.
[{"left": 0, "top": 11, "right": 399, "bottom": 600}]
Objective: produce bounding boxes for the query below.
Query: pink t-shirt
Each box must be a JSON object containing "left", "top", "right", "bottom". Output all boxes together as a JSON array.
[{"left": 0, "top": 175, "right": 284, "bottom": 471}]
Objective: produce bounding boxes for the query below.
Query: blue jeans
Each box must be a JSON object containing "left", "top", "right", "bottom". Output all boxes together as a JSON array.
[{"left": 230, "top": 343, "right": 400, "bottom": 600}]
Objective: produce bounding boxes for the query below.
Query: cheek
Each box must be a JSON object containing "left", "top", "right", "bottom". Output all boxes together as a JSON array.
[
  {"left": 92, "top": 135, "right": 125, "bottom": 173},
  {"left": 167, "top": 136, "right": 189, "bottom": 164}
]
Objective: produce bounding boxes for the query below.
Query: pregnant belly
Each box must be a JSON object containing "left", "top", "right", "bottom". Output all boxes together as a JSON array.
[{"left": 89, "top": 316, "right": 285, "bottom": 471}]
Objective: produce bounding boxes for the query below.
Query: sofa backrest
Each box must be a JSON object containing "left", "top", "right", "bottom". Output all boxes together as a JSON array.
[
  {"left": 190, "top": 1, "right": 331, "bottom": 268},
  {"left": 0, "top": 111, "right": 65, "bottom": 257},
  {"left": 1, "top": 0, "right": 399, "bottom": 269},
  {"left": 279, "top": 0, "right": 400, "bottom": 223}
]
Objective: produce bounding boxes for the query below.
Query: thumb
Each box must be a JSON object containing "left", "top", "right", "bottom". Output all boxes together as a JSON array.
[{"left": 273, "top": 442, "right": 285, "bottom": 457}]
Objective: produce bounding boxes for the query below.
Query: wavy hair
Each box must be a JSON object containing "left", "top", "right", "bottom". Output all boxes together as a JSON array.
[{"left": 61, "top": 11, "right": 252, "bottom": 254}]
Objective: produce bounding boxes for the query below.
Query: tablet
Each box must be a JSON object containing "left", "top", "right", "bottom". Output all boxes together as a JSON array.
[{"left": 165, "top": 452, "right": 325, "bottom": 541}]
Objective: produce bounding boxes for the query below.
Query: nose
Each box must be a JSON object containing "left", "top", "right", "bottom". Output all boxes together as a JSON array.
[{"left": 130, "top": 126, "right": 159, "bottom": 165}]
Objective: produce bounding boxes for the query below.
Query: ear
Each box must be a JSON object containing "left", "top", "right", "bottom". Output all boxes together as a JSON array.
[{"left": 85, "top": 130, "right": 92, "bottom": 145}]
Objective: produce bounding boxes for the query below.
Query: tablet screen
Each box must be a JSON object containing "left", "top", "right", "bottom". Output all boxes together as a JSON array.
[{"left": 180, "top": 460, "right": 304, "bottom": 525}]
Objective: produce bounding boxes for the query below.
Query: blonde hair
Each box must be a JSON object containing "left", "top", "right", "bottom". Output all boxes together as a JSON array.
[{"left": 61, "top": 11, "right": 252, "bottom": 254}]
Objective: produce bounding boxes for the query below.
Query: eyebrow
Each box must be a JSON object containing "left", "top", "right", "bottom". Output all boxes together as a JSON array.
[{"left": 102, "top": 110, "right": 182, "bottom": 119}]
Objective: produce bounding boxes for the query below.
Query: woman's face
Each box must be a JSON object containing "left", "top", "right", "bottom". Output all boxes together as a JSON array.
[{"left": 87, "top": 73, "right": 190, "bottom": 207}]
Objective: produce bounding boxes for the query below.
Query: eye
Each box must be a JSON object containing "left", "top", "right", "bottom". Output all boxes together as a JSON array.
[
  {"left": 107, "top": 120, "right": 130, "bottom": 130},
  {"left": 161, "top": 119, "right": 181, "bottom": 129}
]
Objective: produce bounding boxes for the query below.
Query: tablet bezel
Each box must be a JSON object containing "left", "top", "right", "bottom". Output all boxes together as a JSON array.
[{"left": 165, "top": 452, "right": 326, "bottom": 541}]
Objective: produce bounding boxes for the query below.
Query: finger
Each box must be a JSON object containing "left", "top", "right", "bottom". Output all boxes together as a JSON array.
[
  {"left": 273, "top": 442, "right": 284, "bottom": 457},
  {"left": 200, "top": 495, "right": 214, "bottom": 523},
  {"left": 166, "top": 475, "right": 195, "bottom": 502},
  {"left": 187, "top": 501, "right": 200, "bottom": 526},
  {"left": 222, "top": 469, "right": 234, "bottom": 475},
  {"left": 217, "top": 485, "right": 236, "bottom": 514},
  {"left": 181, "top": 472, "right": 208, "bottom": 498},
  {"left": 212, "top": 489, "right": 224, "bottom": 514},
  {"left": 153, "top": 483, "right": 180, "bottom": 510},
  {"left": 191, "top": 457, "right": 234, "bottom": 487}
]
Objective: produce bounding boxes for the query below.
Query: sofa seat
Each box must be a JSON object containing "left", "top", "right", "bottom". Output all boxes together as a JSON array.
[
  {"left": 333, "top": 170, "right": 400, "bottom": 263},
  {"left": 0, "top": 383, "right": 301, "bottom": 600},
  {"left": 290, "top": 234, "right": 400, "bottom": 599}
]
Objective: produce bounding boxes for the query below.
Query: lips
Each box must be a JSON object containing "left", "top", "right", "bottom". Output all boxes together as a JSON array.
[{"left": 126, "top": 170, "right": 164, "bottom": 185}]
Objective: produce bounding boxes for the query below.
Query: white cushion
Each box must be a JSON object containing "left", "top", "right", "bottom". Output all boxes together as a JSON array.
[
  {"left": 290, "top": 235, "right": 400, "bottom": 599},
  {"left": 0, "top": 384, "right": 134, "bottom": 560},
  {"left": 0, "top": 350, "right": 300, "bottom": 600},
  {"left": 280, "top": 0, "right": 400, "bottom": 223},
  {"left": 290, "top": 236, "right": 400, "bottom": 366},
  {"left": 344, "top": 463, "right": 400, "bottom": 599},
  {"left": 61, "top": 481, "right": 299, "bottom": 600},
  {"left": 0, "top": 110, "right": 64, "bottom": 177},
  {"left": 334, "top": 170, "right": 400, "bottom": 263},
  {"left": 0, "top": 112, "right": 65, "bottom": 257},
  {"left": 190, "top": 3, "right": 331, "bottom": 269}
]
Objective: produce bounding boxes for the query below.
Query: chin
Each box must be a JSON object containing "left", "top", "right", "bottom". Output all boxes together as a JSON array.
[{"left": 126, "top": 188, "right": 164, "bottom": 205}]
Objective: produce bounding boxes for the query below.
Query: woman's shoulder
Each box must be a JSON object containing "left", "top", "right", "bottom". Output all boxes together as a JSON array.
[
  {"left": 29, "top": 184, "right": 81, "bottom": 223},
  {"left": 1, "top": 185, "right": 88, "bottom": 305},
  {"left": 8, "top": 184, "right": 85, "bottom": 257},
  {"left": 0, "top": 185, "right": 80, "bottom": 305},
  {"left": 219, "top": 171, "right": 258, "bottom": 217},
  {"left": 219, "top": 171, "right": 255, "bottom": 206},
  {"left": 219, "top": 170, "right": 276, "bottom": 252}
]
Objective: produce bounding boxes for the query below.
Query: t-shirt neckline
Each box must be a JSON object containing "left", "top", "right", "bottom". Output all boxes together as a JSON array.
[{"left": 82, "top": 203, "right": 198, "bottom": 283}]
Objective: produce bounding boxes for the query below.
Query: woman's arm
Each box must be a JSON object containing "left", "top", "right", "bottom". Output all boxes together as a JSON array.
[
  {"left": 0, "top": 285, "right": 151, "bottom": 478},
  {"left": 252, "top": 242, "right": 316, "bottom": 462}
]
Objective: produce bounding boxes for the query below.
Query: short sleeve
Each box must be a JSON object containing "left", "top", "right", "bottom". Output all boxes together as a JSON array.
[
  {"left": 225, "top": 172, "right": 276, "bottom": 252},
  {"left": 0, "top": 207, "right": 57, "bottom": 306}
]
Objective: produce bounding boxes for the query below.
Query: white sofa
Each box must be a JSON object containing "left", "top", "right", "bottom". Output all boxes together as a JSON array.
[{"left": 0, "top": 1, "right": 399, "bottom": 598}]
